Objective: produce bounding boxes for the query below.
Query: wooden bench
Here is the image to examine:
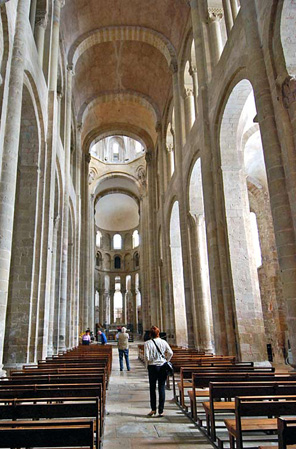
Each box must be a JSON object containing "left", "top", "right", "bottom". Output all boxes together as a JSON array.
[
  {"left": 178, "top": 365, "right": 274, "bottom": 409},
  {"left": 203, "top": 380, "right": 296, "bottom": 440},
  {"left": 225, "top": 395, "right": 296, "bottom": 449},
  {"left": 0, "top": 419, "right": 95, "bottom": 448},
  {"left": 0, "top": 396, "right": 101, "bottom": 449},
  {"left": 190, "top": 373, "right": 296, "bottom": 422}
]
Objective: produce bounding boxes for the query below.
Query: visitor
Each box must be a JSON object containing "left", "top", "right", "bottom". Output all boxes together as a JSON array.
[
  {"left": 118, "top": 327, "right": 130, "bottom": 371},
  {"left": 82, "top": 329, "right": 91, "bottom": 345},
  {"left": 98, "top": 329, "right": 108, "bottom": 345},
  {"left": 144, "top": 325, "right": 173, "bottom": 417},
  {"left": 115, "top": 327, "right": 121, "bottom": 340}
]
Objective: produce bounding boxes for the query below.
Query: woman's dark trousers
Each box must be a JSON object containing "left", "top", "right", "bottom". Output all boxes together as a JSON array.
[{"left": 148, "top": 365, "right": 167, "bottom": 414}]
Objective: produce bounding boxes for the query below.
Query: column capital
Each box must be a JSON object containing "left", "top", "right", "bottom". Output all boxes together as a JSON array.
[
  {"left": 77, "top": 122, "right": 82, "bottom": 132},
  {"left": 67, "top": 64, "right": 75, "bottom": 76},
  {"left": 155, "top": 121, "right": 162, "bottom": 134},
  {"left": 85, "top": 153, "right": 91, "bottom": 164},
  {"left": 57, "top": 0, "right": 65, "bottom": 7},
  {"left": 136, "top": 165, "right": 146, "bottom": 187},
  {"left": 184, "top": 87, "right": 194, "bottom": 98},
  {"left": 189, "top": 65, "right": 198, "bottom": 76},
  {"left": 207, "top": 8, "right": 223, "bottom": 23},
  {"left": 145, "top": 151, "right": 153, "bottom": 165},
  {"left": 282, "top": 75, "right": 296, "bottom": 109},
  {"left": 35, "top": 10, "right": 48, "bottom": 29}
]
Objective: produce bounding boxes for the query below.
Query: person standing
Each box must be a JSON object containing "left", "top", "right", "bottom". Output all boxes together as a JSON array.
[
  {"left": 118, "top": 327, "right": 131, "bottom": 371},
  {"left": 144, "top": 326, "right": 173, "bottom": 417},
  {"left": 98, "top": 330, "right": 107, "bottom": 345},
  {"left": 81, "top": 329, "right": 91, "bottom": 345}
]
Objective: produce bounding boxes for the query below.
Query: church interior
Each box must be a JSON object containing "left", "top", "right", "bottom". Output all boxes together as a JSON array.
[{"left": 0, "top": 0, "right": 296, "bottom": 447}]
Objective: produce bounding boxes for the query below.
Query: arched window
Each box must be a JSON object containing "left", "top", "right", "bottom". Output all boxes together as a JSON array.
[
  {"left": 113, "top": 141, "right": 119, "bottom": 161},
  {"left": 96, "top": 230, "right": 102, "bottom": 248},
  {"left": 132, "top": 230, "right": 139, "bottom": 248},
  {"left": 96, "top": 252, "right": 102, "bottom": 268},
  {"left": 113, "top": 234, "right": 122, "bottom": 249},
  {"left": 114, "top": 256, "right": 121, "bottom": 269}
]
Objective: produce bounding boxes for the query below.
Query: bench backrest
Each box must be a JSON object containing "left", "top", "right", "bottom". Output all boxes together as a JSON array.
[
  {"left": 0, "top": 419, "right": 94, "bottom": 448},
  {"left": 278, "top": 417, "right": 296, "bottom": 448},
  {"left": 193, "top": 373, "right": 296, "bottom": 389}
]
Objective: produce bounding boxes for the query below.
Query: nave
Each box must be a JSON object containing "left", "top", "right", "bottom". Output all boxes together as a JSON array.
[{"left": 103, "top": 343, "right": 212, "bottom": 449}]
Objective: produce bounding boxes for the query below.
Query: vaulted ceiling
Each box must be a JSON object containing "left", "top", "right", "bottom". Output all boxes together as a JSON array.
[{"left": 61, "top": 0, "right": 191, "bottom": 149}]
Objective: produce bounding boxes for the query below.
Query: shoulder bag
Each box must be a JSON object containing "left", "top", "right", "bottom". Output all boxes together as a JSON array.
[{"left": 152, "top": 339, "right": 174, "bottom": 376}]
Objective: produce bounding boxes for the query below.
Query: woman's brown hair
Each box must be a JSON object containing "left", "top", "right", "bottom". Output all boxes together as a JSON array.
[{"left": 150, "top": 326, "right": 160, "bottom": 338}]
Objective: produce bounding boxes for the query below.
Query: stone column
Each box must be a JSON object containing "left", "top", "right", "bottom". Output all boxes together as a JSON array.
[
  {"left": 98, "top": 288, "right": 104, "bottom": 325},
  {"left": 240, "top": 0, "right": 296, "bottom": 365},
  {"left": 184, "top": 88, "right": 195, "bottom": 137},
  {"left": 130, "top": 275, "right": 137, "bottom": 333},
  {"left": 47, "top": 216, "right": 60, "bottom": 357},
  {"left": 230, "top": 0, "right": 239, "bottom": 20},
  {"left": 34, "top": 11, "right": 48, "bottom": 67},
  {"left": 58, "top": 65, "right": 73, "bottom": 352},
  {"left": 74, "top": 124, "right": 82, "bottom": 343},
  {"left": 29, "top": 0, "right": 37, "bottom": 31},
  {"left": 80, "top": 153, "right": 91, "bottom": 331},
  {"left": 110, "top": 288, "right": 115, "bottom": 324},
  {"left": 190, "top": 0, "right": 236, "bottom": 356},
  {"left": 139, "top": 194, "right": 150, "bottom": 332},
  {"left": 145, "top": 151, "right": 159, "bottom": 326},
  {"left": 171, "top": 61, "right": 195, "bottom": 347},
  {"left": 189, "top": 65, "right": 199, "bottom": 118},
  {"left": 188, "top": 213, "right": 213, "bottom": 352},
  {"left": 49, "top": 0, "right": 64, "bottom": 92},
  {"left": 122, "top": 289, "right": 127, "bottom": 324},
  {"left": 207, "top": 9, "right": 223, "bottom": 67},
  {"left": 222, "top": 0, "right": 233, "bottom": 36},
  {"left": 0, "top": 0, "right": 31, "bottom": 376},
  {"left": 103, "top": 289, "right": 110, "bottom": 325}
]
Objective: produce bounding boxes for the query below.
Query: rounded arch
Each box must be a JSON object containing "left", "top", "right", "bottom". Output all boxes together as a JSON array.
[
  {"left": 68, "top": 26, "right": 177, "bottom": 70},
  {"left": 82, "top": 123, "right": 155, "bottom": 155},
  {"left": 78, "top": 90, "right": 160, "bottom": 125},
  {"left": 92, "top": 172, "right": 141, "bottom": 203}
]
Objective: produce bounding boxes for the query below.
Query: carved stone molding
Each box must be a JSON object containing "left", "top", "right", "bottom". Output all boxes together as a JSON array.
[
  {"left": 145, "top": 152, "right": 153, "bottom": 165},
  {"left": 85, "top": 153, "right": 91, "bottom": 164},
  {"left": 35, "top": 11, "right": 48, "bottom": 29},
  {"left": 137, "top": 165, "right": 147, "bottom": 187},
  {"left": 282, "top": 76, "right": 296, "bottom": 109},
  {"left": 184, "top": 87, "right": 194, "bottom": 98},
  {"left": 207, "top": 8, "right": 223, "bottom": 23}
]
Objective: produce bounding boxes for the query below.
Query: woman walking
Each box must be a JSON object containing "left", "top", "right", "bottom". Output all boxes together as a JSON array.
[
  {"left": 144, "top": 326, "right": 173, "bottom": 417},
  {"left": 118, "top": 327, "right": 131, "bottom": 371}
]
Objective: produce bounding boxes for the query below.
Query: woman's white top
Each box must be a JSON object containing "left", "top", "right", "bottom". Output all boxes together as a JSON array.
[{"left": 144, "top": 338, "right": 173, "bottom": 367}]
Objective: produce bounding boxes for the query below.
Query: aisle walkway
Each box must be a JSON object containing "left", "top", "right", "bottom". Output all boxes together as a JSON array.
[{"left": 103, "top": 343, "right": 213, "bottom": 449}]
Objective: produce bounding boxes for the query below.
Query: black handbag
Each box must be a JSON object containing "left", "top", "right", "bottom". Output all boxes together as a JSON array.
[{"left": 152, "top": 339, "right": 174, "bottom": 376}]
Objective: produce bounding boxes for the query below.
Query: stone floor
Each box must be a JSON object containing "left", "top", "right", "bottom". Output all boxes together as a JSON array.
[{"left": 102, "top": 342, "right": 214, "bottom": 449}]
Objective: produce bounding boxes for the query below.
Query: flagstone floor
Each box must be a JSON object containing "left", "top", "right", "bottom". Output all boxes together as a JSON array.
[{"left": 102, "top": 342, "right": 214, "bottom": 449}]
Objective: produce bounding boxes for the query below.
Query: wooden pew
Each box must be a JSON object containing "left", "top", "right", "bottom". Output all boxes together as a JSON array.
[
  {"left": 203, "top": 381, "right": 296, "bottom": 441},
  {"left": 189, "top": 373, "right": 296, "bottom": 422},
  {"left": 0, "top": 397, "right": 101, "bottom": 449},
  {"left": 225, "top": 395, "right": 296, "bottom": 449},
  {"left": 278, "top": 417, "right": 296, "bottom": 449},
  {"left": 0, "top": 419, "right": 95, "bottom": 448},
  {"left": 178, "top": 365, "right": 274, "bottom": 409}
]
